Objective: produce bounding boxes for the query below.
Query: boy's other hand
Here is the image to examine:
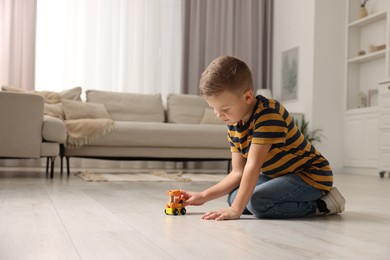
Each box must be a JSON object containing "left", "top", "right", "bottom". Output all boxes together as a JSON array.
[
  {"left": 202, "top": 207, "right": 241, "bottom": 221},
  {"left": 181, "top": 190, "right": 206, "bottom": 206}
]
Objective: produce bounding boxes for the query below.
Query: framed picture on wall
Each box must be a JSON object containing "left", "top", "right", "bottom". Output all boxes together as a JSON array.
[{"left": 281, "top": 47, "right": 299, "bottom": 102}]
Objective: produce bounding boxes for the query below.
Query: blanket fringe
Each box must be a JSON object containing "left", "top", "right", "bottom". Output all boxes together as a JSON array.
[{"left": 65, "top": 121, "right": 116, "bottom": 149}]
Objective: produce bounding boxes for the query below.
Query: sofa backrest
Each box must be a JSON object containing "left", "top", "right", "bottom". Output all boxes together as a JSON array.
[
  {"left": 167, "top": 93, "right": 210, "bottom": 124},
  {"left": 86, "top": 90, "right": 165, "bottom": 122}
]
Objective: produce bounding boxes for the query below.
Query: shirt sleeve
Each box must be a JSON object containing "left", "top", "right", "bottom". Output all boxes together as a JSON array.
[
  {"left": 227, "top": 131, "right": 239, "bottom": 153},
  {"left": 251, "top": 108, "right": 288, "bottom": 145}
]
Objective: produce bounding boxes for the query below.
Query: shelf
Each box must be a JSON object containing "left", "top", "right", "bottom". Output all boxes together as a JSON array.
[
  {"left": 348, "top": 49, "right": 386, "bottom": 64},
  {"left": 346, "top": 106, "right": 378, "bottom": 115},
  {"left": 378, "top": 79, "right": 390, "bottom": 85},
  {"left": 349, "top": 11, "right": 387, "bottom": 28}
]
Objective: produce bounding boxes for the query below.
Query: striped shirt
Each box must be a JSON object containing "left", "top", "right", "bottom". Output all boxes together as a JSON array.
[{"left": 227, "top": 95, "right": 333, "bottom": 191}]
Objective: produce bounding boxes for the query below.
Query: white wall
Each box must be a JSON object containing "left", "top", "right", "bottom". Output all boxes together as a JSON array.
[
  {"left": 312, "top": 1, "right": 346, "bottom": 171},
  {"left": 273, "top": 0, "right": 346, "bottom": 171},
  {"left": 273, "top": 0, "right": 315, "bottom": 120}
]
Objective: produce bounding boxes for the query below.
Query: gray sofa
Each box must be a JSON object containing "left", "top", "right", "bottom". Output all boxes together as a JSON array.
[{"left": 61, "top": 90, "right": 231, "bottom": 175}]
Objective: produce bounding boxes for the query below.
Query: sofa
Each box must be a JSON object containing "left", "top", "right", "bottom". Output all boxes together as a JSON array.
[
  {"left": 1, "top": 86, "right": 231, "bottom": 176},
  {"left": 60, "top": 90, "right": 231, "bottom": 175},
  {"left": 0, "top": 91, "right": 67, "bottom": 178}
]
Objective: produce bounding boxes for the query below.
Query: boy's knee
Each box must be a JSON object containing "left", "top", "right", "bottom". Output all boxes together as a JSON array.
[
  {"left": 227, "top": 194, "right": 233, "bottom": 206},
  {"left": 247, "top": 193, "right": 274, "bottom": 218},
  {"left": 227, "top": 189, "right": 239, "bottom": 206},
  {"left": 228, "top": 188, "right": 275, "bottom": 217}
]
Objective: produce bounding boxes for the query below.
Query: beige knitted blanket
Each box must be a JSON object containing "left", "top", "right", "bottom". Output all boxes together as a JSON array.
[
  {"left": 64, "top": 118, "right": 115, "bottom": 149},
  {"left": 42, "top": 92, "right": 115, "bottom": 149},
  {"left": 1, "top": 86, "right": 115, "bottom": 148}
]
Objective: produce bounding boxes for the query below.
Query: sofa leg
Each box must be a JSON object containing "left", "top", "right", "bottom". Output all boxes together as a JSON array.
[
  {"left": 49, "top": 156, "right": 56, "bottom": 178},
  {"left": 46, "top": 157, "right": 50, "bottom": 175},
  {"left": 60, "top": 156, "right": 63, "bottom": 175},
  {"left": 66, "top": 156, "right": 70, "bottom": 176},
  {"left": 60, "top": 144, "right": 65, "bottom": 175}
]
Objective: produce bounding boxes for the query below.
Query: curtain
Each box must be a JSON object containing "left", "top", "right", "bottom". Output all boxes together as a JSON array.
[
  {"left": 180, "top": 0, "right": 272, "bottom": 170},
  {"left": 181, "top": 0, "right": 273, "bottom": 95},
  {"left": 34, "top": 0, "right": 184, "bottom": 171},
  {"left": 35, "top": 0, "right": 183, "bottom": 100},
  {"left": 0, "top": 0, "right": 37, "bottom": 90}
]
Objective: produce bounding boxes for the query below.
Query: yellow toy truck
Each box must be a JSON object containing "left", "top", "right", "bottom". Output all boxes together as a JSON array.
[{"left": 165, "top": 190, "right": 187, "bottom": 215}]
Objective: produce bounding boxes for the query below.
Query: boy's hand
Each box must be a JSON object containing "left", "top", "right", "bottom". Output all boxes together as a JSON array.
[
  {"left": 181, "top": 190, "right": 207, "bottom": 206},
  {"left": 202, "top": 207, "right": 241, "bottom": 221}
]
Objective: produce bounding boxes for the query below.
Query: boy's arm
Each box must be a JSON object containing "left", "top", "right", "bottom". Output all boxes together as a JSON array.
[
  {"left": 202, "top": 152, "right": 247, "bottom": 200},
  {"left": 229, "top": 143, "right": 271, "bottom": 214},
  {"left": 182, "top": 152, "right": 246, "bottom": 206},
  {"left": 203, "top": 143, "right": 271, "bottom": 220}
]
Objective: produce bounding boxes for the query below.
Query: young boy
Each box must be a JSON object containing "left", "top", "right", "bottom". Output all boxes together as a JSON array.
[{"left": 181, "top": 56, "right": 346, "bottom": 221}]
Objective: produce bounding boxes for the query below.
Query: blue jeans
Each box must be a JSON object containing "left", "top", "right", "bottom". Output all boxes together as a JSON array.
[{"left": 227, "top": 173, "right": 324, "bottom": 219}]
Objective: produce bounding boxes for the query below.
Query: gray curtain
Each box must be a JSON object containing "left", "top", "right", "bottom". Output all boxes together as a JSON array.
[
  {"left": 0, "top": 0, "right": 37, "bottom": 90},
  {"left": 181, "top": 0, "right": 273, "bottom": 95}
]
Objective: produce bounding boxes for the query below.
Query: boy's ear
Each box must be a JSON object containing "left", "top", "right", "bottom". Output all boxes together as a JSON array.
[{"left": 244, "top": 89, "right": 254, "bottom": 104}]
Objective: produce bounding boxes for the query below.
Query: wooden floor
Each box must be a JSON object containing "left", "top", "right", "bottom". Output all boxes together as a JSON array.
[{"left": 0, "top": 168, "right": 389, "bottom": 260}]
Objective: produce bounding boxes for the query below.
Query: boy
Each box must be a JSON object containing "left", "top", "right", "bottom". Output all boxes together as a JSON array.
[{"left": 181, "top": 56, "right": 346, "bottom": 221}]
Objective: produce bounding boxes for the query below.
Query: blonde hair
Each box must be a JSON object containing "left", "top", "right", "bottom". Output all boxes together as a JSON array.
[{"left": 199, "top": 56, "right": 253, "bottom": 97}]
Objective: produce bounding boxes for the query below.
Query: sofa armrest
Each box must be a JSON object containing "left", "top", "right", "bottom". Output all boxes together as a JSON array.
[
  {"left": 0, "top": 92, "right": 44, "bottom": 158},
  {"left": 43, "top": 115, "right": 67, "bottom": 144}
]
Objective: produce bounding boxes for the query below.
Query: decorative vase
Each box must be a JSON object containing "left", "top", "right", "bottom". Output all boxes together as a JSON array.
[{"left": 358, "top": 7, "right": 368, "bottom": 19}]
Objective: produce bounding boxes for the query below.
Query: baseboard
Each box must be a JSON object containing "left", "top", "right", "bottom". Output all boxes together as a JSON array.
[{"left": 343, "top": 166, "right": 381, "bottom": 177}]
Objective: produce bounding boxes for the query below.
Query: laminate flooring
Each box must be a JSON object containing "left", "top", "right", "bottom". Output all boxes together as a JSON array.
[{"left": 0, "top": 168, "right": 389, "bottom": 260}]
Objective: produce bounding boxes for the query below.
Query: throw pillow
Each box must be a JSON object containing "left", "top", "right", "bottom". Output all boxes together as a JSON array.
[
  {"left": 59, "top": 87, "right": 82, "bottom": 101},
  {"left": 36, "top": 91, "right": 61, "bottom": 104},
  {"left": 200, "top": 108, "right": 223, "bottom": 124},
  {"left": 62, "top": 100, "right": 111, "bottom": 120},
  {"left": 1, "top": 86, "right": 61, "bottom": 104},
  {"left": 44, "top": 103, "right": 65, "bottom": 120},
  {"left": 1, "top": 86, "right": 26, "bottom": 92},
  {"left": 1, "top": 86, "right": 82, "bottom": 103}
]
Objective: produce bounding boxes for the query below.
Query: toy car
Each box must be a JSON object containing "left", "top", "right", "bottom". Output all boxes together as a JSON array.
[{"left": 165, "top": 190, "right": 187, "bottom": 215}]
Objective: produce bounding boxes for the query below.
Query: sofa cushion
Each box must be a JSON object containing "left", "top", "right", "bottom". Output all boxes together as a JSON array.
[
  {"left": 1, "top": 86, "right": 82, "bottom": 102},
  {"left": 88, "top": 121, "right": 229, "bottom": 149},
  {"left": 200, "top": 108, "right": 223, "bottom": 124},
  {"left": 167, "top": 93, "right": 209, "bottom": 124},
  {"left": 86, "top": 90, "right": 165, "bottom": 122},
  {"left": 62, "top": 100, "right": 111, "bottom": 120},
  {"left": 42, "top": 115, "right": 67, "bottom": 143},
  {"left": 44, "top": 103, "right": 65, "bottom": 120}
]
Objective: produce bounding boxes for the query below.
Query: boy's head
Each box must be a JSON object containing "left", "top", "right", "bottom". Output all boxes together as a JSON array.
[
  {"left": 199, "top": 56, "right": 256, "bottom": 125},
  {"left": 199, "top": 56, "right": 253, "bottom": 97}
]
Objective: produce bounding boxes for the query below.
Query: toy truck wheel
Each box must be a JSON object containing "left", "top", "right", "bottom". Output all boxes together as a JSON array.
[
  {"left": 164, "top": 209, "right": 168, "bottom": 215},
  {"left": 173, "top": 209, "right": 179, "bottom": 215},
  {"left": 180, "top": 208, "right": 186, "bottom": 215}
]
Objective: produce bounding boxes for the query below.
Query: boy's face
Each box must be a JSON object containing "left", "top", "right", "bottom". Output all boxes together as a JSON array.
[{"left": 205, "top": 89, "right": 255, "bottom": 125}]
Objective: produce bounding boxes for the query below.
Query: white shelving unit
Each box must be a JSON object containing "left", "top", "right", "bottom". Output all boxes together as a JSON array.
[
  {"left": 346, "top": 1, "right": 389, "bottom": 110},
  {"left": 344, "top": 0, "right": 389, "bottom": 170},
  {"left": 378, "top": 81, "right": 390, "bottom": 177}
]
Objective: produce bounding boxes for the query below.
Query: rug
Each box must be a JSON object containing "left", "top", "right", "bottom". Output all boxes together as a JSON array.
[{"left": 74, "top": 170, "right": 226, "bottom": 182}]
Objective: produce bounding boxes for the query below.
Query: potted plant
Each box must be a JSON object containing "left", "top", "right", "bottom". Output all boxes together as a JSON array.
[{"left": 294, "top": 118, "right": 324, "bottom": 145}]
